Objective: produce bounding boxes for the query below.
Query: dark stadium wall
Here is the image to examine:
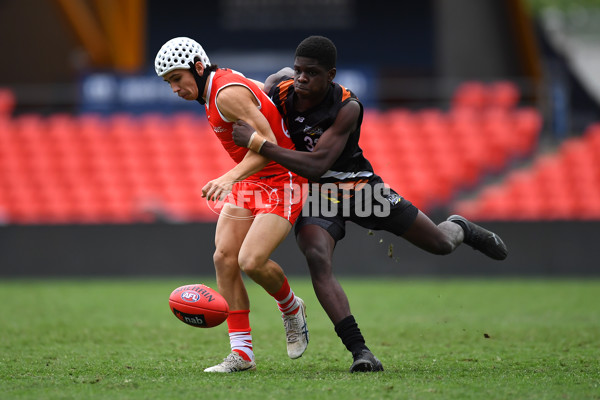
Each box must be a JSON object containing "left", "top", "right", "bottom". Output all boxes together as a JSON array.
[
  {"left": 0, "top": 0, "right": 530, "bottom": 86},
  {"left": 0, "top": 0, "right": 77, "bottom": 85},
  {"left": 146, "top": 0, "right": 436, "bottom": 72},
  {"left": 0, "top": 0, "right": 539, "bottom": 113},
  {"left": 435, "top": 0, "right": 527, "bottom": 81},
  {"left": 0, "top": 222, "right": 598, "bottom": 277}
]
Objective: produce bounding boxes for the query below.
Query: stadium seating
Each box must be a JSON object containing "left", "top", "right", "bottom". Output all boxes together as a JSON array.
[
  {"left": 0, "top": 81, "right": 551, "bottom": 224},
  {"left": 363, "top": 81, "right": 542, "bottom": 212},
  {"left": 0, "top": 89, "right": 15, "bottom": 116},
  {"left": 0, "top": 111, "right": 232, "bottom": 224},
  {"left": 453, "top": 123, "right": 600, "bottom": 220}
]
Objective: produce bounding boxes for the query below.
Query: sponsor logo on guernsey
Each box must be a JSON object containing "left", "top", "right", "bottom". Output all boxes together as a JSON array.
[
  {"left": 213, "top": 126, "right": 228, "bottom": 133},
  {"left": 385, "top": 193, "right": 402, "bottom": 206},
  {"left": 303, "top": 125, "right": 323, "bottom": 135}
]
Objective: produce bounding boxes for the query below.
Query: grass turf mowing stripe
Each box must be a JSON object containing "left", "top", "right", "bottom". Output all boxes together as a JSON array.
[{"left": 0, "top": 278, "right": 598, "bottom": 399}]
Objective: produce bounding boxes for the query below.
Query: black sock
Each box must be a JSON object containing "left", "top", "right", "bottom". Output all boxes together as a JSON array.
[
  {"left": 334, "top": 315, "right": 369, "bottom": 355},
  {"left": 450, "top": 219, "right": 470, "bottom": 242}
]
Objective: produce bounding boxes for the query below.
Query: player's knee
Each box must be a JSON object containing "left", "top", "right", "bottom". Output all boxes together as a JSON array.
[
  {"left": 303, "top": 247, "right": 332, "bottom": 276},
  {"left": 302, "top": 246, "right": 329, "bottom": 266},
  {"left": 237, "top": 253, "right": 264, "bottom": 277},
  {"left": 213, "top": 249, "right": 237, "bottom": 269},
  {"left": 213, "top": 250, "right": 242, "bottom": 284}
]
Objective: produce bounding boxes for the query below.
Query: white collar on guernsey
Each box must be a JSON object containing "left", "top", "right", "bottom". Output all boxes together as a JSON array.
[{"left": 203, "top": 71, "right": 216, "bottom": 110}]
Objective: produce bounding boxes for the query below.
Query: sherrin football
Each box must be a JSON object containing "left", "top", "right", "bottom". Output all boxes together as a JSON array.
[{"left": 169, "top": 284, "right": 229, "bottom": 328}]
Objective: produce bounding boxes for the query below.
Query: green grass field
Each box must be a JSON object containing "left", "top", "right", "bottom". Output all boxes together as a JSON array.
[{"left": 0, "top": 278, "right": 598, "bottom": 400}]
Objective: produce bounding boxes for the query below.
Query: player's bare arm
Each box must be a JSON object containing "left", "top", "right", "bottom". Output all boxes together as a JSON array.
[
  {"left": 202, "top": 85, "right": 277, "bottom": 201},
  {"left": 233, "top": 100, "right": 360, "bottom": 182},
  {"left": 248, "top": 78, "right": 265, "bottom": 91},
  {"left": 264, "top": 67, "right": 294, "bottom": 94}
]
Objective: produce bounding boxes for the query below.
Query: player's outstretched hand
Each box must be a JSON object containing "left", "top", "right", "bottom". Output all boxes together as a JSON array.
[
  {"left": 202, "top": 176, "right": 233, "bottom": 202},
  {"left": 232, "top": 120, "right": 255, "bottom": 148}
]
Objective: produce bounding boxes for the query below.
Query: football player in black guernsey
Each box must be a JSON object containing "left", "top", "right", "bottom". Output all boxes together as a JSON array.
[{"left": 232, "top": 35, "right": 508, "bottom": 372}]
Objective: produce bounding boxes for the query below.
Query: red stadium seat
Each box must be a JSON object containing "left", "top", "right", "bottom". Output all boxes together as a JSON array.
[
  {"left": 0, "top": 85, "right": 552, "bottom": 224},
  {"left": 451, "top": 81, "right": 488, "bottom": 110},
  {"left": 0, "top": 88, "right": 16, "bottom": 116},
  {"left": 487, "top": 81, "right": 520, "bottom": 109}
]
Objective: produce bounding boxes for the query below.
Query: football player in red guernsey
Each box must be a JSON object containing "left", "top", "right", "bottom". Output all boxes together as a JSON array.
[
  {"left": 232, "top": 35, "right": 508, "bottom": 372},
  {"left": 155, "top": 37, "right": 309, "bottom": 373}
]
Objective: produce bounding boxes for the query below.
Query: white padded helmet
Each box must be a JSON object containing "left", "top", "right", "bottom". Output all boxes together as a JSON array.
[{"left": 154, "top": 37, "right": 210, "bottom": 77}]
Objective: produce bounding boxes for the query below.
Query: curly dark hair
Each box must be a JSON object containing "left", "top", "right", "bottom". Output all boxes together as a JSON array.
[{"left": 295, "top": 35, "right": 337, "bottom": 70}]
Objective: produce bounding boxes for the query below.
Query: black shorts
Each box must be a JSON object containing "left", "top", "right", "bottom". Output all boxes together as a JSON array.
[{"left": 294, "top": 174, "right": 419, "bottom": 242}]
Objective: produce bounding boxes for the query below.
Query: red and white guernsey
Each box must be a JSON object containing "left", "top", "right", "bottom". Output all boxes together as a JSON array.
[
  {"left": 204, "top": 68, "right": 295, "bottom": 179},
  {"left": 203, "top": 68, "right": 307, "bottom": 223}
]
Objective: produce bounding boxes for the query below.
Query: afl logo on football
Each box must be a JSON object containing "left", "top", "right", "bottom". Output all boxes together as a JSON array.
[{"left": 181, "top": 291, "right": 200, "bottom": 303}]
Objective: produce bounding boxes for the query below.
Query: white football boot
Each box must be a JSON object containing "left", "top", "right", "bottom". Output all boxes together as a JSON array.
[
  {"left": 203, "top": 352, "right": 256, "bottom": 373},
  {"left": 282, "top": 297, "right": 309, "bottom": 359}
]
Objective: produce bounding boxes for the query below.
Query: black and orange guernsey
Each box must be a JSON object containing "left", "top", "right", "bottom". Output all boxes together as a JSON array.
[
  {"left": 269, "top": 77, "right": 374, "bottom": 185},
  {"left": 269, "top": 76, "right": 418, "bottom": 241}
]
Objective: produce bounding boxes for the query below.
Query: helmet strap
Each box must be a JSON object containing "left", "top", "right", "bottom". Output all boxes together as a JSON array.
[{"left": 189, "top": 61, "right": 210, "bottom": 105}]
